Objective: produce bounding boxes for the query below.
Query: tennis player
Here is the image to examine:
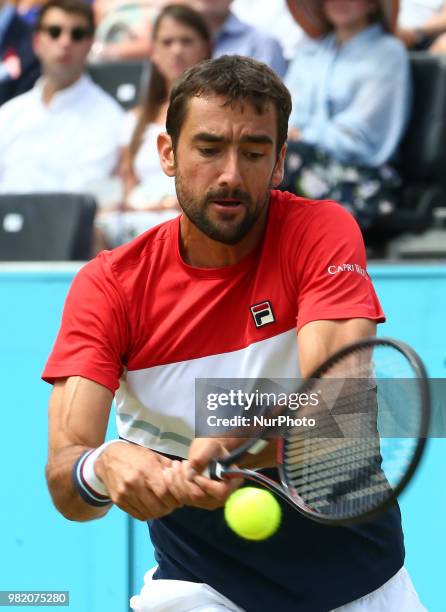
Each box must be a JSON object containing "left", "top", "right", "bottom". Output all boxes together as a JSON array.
[{"left": 43, "top": 55, "right": 425, "bottom": 611}]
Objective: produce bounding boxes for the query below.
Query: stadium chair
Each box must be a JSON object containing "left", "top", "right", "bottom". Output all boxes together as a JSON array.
[
  {"left": 0, "top": 193, "right": 97, "bottom": 261},
  {"left": 376, "top": 53, "right": 446, "bottom": 235},
  {"left": 88, "top": 60, "right": 149, "bottom": 110},
  {"left": 364, "top": 53, "right": 446, "bottom": 257}
]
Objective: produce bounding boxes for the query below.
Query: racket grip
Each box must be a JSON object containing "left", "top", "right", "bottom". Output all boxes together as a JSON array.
[
  {"left": 203, "top": 460, "right": 224, "bottom": 480},
  {"left": 247, "top": 439, "right": 268, "bottom": 455},
  {"left": 203, "top": 440, "right": 268, "bottom": 480}
]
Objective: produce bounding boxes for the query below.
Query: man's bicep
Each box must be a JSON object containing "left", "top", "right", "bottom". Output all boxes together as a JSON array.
[
  {"left": 297, "top": 318, "right": 376, "bottom": 378},
  {"left": 48, "top": 376, "right": 113, "bottom": 456}
]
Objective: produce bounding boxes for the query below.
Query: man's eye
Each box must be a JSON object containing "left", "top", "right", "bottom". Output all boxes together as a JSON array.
[
  {"left": 199, "top": 148, "right": 218, "bottom": 156},
  {"left": 245, "top": 151, "right": 265, "bottom": 159}
]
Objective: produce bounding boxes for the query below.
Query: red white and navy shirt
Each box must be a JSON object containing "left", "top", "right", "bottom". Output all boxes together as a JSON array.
[{"left": 43, "top": 191, "right": 403, "bottom": 611}]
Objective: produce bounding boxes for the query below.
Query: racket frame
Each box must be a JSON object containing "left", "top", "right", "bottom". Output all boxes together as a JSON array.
[{"left": 208, "top": 336, "right": 430, "bottom": 526}]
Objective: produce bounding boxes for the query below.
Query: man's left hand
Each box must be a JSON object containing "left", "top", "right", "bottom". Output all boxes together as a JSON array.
[{"left": 163, "top": 438, "right": 243, "bottom": 510}]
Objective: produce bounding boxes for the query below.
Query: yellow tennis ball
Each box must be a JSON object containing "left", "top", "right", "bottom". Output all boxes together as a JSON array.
[{"left": 224, "top": 487, "right": 282, "bottom": 541}]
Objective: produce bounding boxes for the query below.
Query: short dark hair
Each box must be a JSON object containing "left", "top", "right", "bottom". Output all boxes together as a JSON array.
[
  {"left": 36, "top": 0, "right": 95, "bottom": 34},
  {"left": 166, "top": 55, "right": 292, "bottom": 155}
]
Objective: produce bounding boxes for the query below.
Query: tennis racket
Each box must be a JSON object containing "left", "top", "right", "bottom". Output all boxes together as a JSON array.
[{"left": 206, "top": 337, "right": 430, "bottom": 526}]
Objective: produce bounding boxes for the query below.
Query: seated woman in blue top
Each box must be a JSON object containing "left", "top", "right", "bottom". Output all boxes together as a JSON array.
[{"left": 283, "top": 0, "right": 411, "bottom": 230}]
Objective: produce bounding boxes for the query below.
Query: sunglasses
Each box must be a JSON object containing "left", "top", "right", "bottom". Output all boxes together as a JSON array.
[{"left": 39, "top": 24, "right": 93, "bottom": 42}]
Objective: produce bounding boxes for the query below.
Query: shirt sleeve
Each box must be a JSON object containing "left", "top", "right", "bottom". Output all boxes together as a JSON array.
[
  {"left": 295, "top": 202, "right": 385, "bottom": 330},
  {"left": 42, "top": 253, "right": 130, "bottom": 393}
]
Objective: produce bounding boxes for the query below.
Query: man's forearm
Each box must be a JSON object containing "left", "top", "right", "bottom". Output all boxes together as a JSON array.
[{"left": 46, "top": 445, "right": 111, "bottom": 522}]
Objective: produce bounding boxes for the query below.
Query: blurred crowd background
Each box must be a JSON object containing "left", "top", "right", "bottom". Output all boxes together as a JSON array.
[{"left": 1, "top": 0, "right": 446, "bottom": 260}]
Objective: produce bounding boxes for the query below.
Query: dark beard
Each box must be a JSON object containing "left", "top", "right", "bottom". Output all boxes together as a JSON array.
[{"left": 175, "top": 175, "right": 271, "bottom": 245}]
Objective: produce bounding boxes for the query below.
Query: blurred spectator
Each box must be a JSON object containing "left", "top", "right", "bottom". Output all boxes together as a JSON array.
[
  {"left": 398, "top": 0, "right": 446, "bottom": 52},
  {"left": 231, "top": 0, "right": 306, "bottom": 60},
  {"left": 97, "top": 3, "right": 210, "bottom": 247},
  {"left": 283, "top": 0, "right": 411, "bottom": 231},
  {"left": 179, "top": 0, "right": 287, "bottom": 76},
  {"left": 0, "top": 0, "right": 40, "bottom": 104},
  {"left": 0, "top": 0, "right": 124, "bottom": 197},
  {"left": 89, "top": 0, "right": 167, "bottom": 61}
]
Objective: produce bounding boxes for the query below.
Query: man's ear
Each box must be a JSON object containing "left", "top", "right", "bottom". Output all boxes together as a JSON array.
[
  {"left": 271, "top": 143, "right": 287, "bottom": 188},
  {"left": 157, "top": 131, "right": 176, "bottom": 177}
]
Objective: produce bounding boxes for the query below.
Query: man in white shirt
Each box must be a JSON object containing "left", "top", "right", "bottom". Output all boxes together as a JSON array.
[
  {"left": 397, "top": 0, "right": 446, "bottom": 51},
  {"left": 0, "top": 0, "right": 124, "bottom": 197}
]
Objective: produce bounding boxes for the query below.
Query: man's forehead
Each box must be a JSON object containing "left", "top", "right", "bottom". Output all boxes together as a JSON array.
[
  {"left": 41, "top": 7, "right": 88, "bottom": 24},
  {"left": 183, "top": 94, "right": 277, "bottom": 135}
]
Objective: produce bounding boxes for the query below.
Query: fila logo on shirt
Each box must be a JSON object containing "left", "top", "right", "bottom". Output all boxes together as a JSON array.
[{"left": 250, "top": 301, "right": 275, "bottom": 328}]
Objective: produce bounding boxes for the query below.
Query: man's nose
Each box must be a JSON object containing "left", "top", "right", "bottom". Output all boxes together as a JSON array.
[
  {"left": 58, "top": 30, "right": 73, "bottom": 46},
  {"left": 218, "top": 151, "right": 243, "bottom": 188}
]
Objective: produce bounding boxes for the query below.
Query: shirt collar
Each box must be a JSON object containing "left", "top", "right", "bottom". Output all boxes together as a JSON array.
[
  {"left": 0, "top": 4, "right": 16, "bottom": 43},
  {"left": 34, "top": 73, "right": 91, "bottom": 109},
  {"left": 327, "top": 23, "right": 384, "bottom": 51}
]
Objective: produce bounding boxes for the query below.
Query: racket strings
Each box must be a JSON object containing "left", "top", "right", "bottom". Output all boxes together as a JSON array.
[
  {"left": 286, "top": 439, "right": 381, "bottom": 481},
  {"left": 285, "top": 438, "right": 386, "bottom": 512},
  {"left": 281, "top": 345, "right": 423, "bottom": 519}
]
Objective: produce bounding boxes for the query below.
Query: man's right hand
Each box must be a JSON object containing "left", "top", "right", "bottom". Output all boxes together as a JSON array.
[{"left": 95, "top": 442, "right": 181, "bottom": 521}]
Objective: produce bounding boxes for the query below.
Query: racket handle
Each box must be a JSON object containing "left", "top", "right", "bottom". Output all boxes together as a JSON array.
[
  {"left": 203, "top": 440, "right": 268, "bottom": 479},
  {"left": 202, "top": 440, "right": 269, "bottom": 480},
  {"left": 247, "top": 439, "right": 268, "bottom": 455},
  {"left": 203, "top": 460, "right": 225, "bottom": 480}
]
